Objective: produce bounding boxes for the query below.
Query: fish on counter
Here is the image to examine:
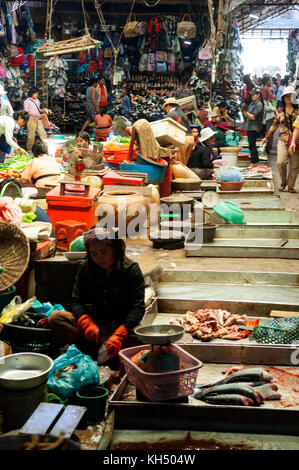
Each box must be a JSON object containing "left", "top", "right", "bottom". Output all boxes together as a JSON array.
[
  {"left": 194, "top": 383, "right": 263, "bottom": 405},
  {"left": 202, "top": 394, "right": 255, "bottom": 406},
  {"left": 193, "top": 367, "right": 281, "bottom": 407}
]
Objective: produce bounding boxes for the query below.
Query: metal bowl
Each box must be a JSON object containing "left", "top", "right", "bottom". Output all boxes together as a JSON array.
[
  {"left": 0, "top": 352, "right": 54, "bottom": 390},
  {"left": 135, "top": 324, "right": 185, "bottom": 345}
]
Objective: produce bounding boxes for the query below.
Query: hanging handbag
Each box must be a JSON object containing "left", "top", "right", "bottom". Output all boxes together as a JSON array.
[
  {"left": 156, "top": 61, "right": 167, "bottom": 72},
  {"left": 176, "top": 14, "right": 197, "bottom": 39},
  {"left": 26, "top": 4, "right": 36, "bottom": 44},
  {"left": 198, "top": 40, "right": 212, "bottom": 60},
  {"left": 156, "top": 50, "right": 167, "bottom": 62},
  {"left": 168, "top": 56, "right": 176, "bottom": 72},
  {"left": 148, "top": 52, "right": 156, "bottom": 64},
  {"left": 124, "top": 14, "right": 139, "bottom": 38},
  {"left": 147, "top": 17, "right": 162, "bottom": 51}
]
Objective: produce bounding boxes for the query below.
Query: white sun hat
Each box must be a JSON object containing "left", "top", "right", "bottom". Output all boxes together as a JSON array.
[
  {"left": 281, "top": 86, "right": 296, "bottom": 98},
  {"left": 199, "top": 127, "right": 217, "bottom": 143}
]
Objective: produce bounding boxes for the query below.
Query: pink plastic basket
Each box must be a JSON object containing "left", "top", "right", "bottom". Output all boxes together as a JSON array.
[{"left": 119, "top": 344, "right": 202, "bottom": 402}]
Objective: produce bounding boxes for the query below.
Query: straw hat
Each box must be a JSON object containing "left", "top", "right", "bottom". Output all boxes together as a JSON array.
[
  {"left": 208, "top": 111, "right": 218, "bottom": 119},
  {"left": 162, "top": 97, "right": 179, "bottom": 111},
  {"left": 199, "top": 127, "right": 217, "bottom": 143},
  {"left": 281, "top": 86, "right": 296, "bottom": 98},
  {"left": 0, "top": 222, "right": 30, "bottom": 292}
]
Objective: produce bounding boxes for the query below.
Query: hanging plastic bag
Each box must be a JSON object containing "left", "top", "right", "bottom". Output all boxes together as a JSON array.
[
  {"left": 28, "top": 300, "right": 65, "bottom": 318},
  {"left": 198, "top": 40, "right": 212, "bottom": 60},
  {"left": 47, "top": 345, "right": 100, "bottom": 399}
]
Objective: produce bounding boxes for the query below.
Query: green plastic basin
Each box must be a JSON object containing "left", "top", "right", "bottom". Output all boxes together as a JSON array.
[{"left": 213, "top": 201, "right": 245, "bottom": 224}]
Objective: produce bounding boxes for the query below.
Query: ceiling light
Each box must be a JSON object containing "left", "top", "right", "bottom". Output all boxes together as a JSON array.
[
  {"left": 184, "top": 40, "right": 192, "bottom": 45},
  {"left": 249, "top": 13, "right": 259, "bottom": 20}
]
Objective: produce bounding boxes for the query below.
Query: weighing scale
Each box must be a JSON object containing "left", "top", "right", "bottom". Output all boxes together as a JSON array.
[
  {"left": 201, "top": 190, "right": 220, "bottom": 209},
  {"left": 46, "top": 148, "right": 101, "bottom": 231},
  {"left": 134, "top": 324, "right": 185, "bottom": 372}
]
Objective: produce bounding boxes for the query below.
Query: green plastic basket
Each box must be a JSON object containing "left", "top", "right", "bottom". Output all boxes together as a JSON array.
[{"left": 249, "top": 317, "right": 299, "bottom": 344}]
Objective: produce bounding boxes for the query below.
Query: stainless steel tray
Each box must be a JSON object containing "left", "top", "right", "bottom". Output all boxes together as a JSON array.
[
  {"left": 110, "top": 429, "right": 299, "bottom": 450},
  {"left": 207, "top": 208, "right": 299, "bottom": 226},
  {"left": 185, "top": 237, "right": 299, "bottom": 259},
  {"left": 108, "top": 357, "right": 299, "bottom": 435},
  {"left": 154, "top": 270, "right": 299, "bottom": 316},
  {"left": 216, "top": 180, "right": 274, "bottom": 197}
]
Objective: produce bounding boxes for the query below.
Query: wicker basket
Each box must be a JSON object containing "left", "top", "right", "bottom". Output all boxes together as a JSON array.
[
  {"left": 119, "top": 344, "right": 202, "bottom": 401},
  {"left": 0, "top": 222, "right": 30, "bottom": 293}
]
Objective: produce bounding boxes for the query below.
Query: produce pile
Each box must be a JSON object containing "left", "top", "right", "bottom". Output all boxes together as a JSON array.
[
  {"left": 194, "top": 366, "right": 281, "bottom": 407},
  {"left": 0, "top": 169, "right": 22, "bottom": 179},
  {"left": 170, "top": 309, "right": 259, "bottom": 341},
  {"left": 0, "top": 154, "right": 32, "bottom": 174}
]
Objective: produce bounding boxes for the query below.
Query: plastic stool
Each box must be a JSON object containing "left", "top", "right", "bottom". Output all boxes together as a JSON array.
[{"left": 55, "top": 219, "right": 88, "bottom": 251}]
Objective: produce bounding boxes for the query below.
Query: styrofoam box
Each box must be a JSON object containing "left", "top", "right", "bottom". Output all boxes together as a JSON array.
[{"left": 150, "top": 118, "right": 187, "bottom": 147}]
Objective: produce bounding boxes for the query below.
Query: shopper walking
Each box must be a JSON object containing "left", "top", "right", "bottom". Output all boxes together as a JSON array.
[
  {"left": 23, "top": 87, "right": 48, "bottom": 152},
  {"left": 242, "top": 88, "right": 264, "bottom": 168},
  {"left": 276, "top": 78, "right": 286, "bottom": 109},
  {"left": 263, "top": 98, "right": 277, "bottom": 155},
  {"left": 262, "top": 86, "right": 299, "bottom": 193},
  {"left": 80, "top": 78, "right": 100, "bottom": 133},
  {"left": 241, "top": 74, "right": 254, "bottom": 106},
  {"left": 98, "top": 77, "right": 108, "bottom": 108},
  {"left": 0, "top": 110, "right": 28, "bottom": 163},
  {"left": 117, "top": 88, "right": 131, "bottom": 117},
  {"left": 261, "top": 77, "right": 275, "bottom": 102}
]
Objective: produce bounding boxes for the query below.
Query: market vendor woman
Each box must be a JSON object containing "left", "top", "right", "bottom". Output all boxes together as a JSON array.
[
  {"left": 49, "top": 227, "right": 145, "bottom": 363},
  {"left": 20, "top": 141, "right": 61, "bottom": 188},
  {"left": 187, "top": 127, "right": 220, "bottom": 179}
]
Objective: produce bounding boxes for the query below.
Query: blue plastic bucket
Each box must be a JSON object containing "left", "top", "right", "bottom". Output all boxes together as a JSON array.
[
  {"left": 0, "top": 285, "right": 16, "bottom": 313},
  {"left": 136, "top": 152, "right": 167, "bottom": 184}
]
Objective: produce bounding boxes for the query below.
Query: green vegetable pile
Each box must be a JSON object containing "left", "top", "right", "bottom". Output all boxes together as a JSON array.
[
  {"left": 0, "top": 154, "right": 32, "bottom": 171},
  {"left": 22, "top": 211, "right": 37, "bottom": 223}
]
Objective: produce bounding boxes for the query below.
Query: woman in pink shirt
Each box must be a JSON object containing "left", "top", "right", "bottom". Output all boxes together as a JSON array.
[{"left": 23, "top": 88, "right": 48, "bottom": 152}]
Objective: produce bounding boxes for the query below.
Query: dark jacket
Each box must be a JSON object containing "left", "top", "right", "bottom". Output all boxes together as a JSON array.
[
  {"left": 71, "top": 259, "right": 145, "bottom": 331},
  {"left": 187, "top": 141, "right": 214, "bottom": 169},
  {"left": 214, "top": 130, "right": 227, "bottom": 148}
]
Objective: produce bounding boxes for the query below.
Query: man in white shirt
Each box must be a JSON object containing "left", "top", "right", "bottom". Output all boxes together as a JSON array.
[{"left": 0, "top": 110, "right": 28, "bottom": 163}]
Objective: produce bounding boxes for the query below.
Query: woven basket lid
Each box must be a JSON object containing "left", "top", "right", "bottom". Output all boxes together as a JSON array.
[{"left": 0, "top": 222, "right": 30, "bottom": 293}]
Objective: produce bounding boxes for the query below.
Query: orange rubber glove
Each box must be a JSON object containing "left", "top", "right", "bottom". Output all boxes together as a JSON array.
[
  {"left": 77, "top": 314, "right": 100, "bottom": 343},
  {"left": 105, "top": 324, "right": 128, "bottom": 359}
]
